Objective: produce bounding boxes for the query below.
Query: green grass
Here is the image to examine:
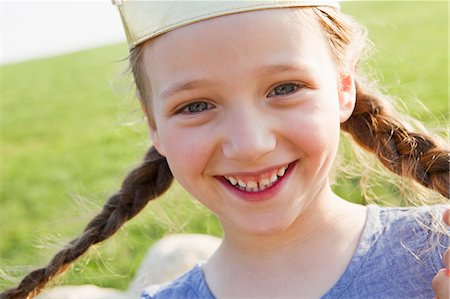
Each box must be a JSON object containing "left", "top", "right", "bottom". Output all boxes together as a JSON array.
[
  {"left": 0, "top": 1, "right": 448, "bottom": 291},
  {"left": 343, "top": 1, "right": 448, "bottom": 119}
]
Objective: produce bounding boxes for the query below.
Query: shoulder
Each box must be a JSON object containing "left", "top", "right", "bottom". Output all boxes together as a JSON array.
[
  {"left": 374, "top": 204, "right": 449, "bottom": 255},
  {"left": 367, "top": 204, "right": 449, "bottom": 266},
  {"left": 348, "top": 204, "right": 448, "bottom": 297},
  {"left": 363, "top": 204, "right": 448, "bottom": 238},
  {"left": 324, "top": 204, "right": 449, "bottom": 299},
  {"left": 375, "top": 203, "right": 446, "bottom": 225},
  {"left": 140, "top": 264, "right": 214, "bottom": 299}
]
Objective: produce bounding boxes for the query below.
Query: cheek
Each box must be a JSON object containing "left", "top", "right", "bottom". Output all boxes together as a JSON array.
[
  {"left": 282, "top": 102, "right": 341, "bottom": 153},
  {"left": 280, "top": 101, "right": 342, "bottom": 179},
  {"left": 157, "top": 124, "right": 214, "bottom": 186}
]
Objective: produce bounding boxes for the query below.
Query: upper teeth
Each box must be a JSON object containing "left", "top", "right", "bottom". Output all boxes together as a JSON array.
[
  {"left": 224, "top": 164, "right": 289, "bottom": 192},
  {"left": 228, "top": 177, "right": 238, "bottom": 185},
  {"left": 277, "top": 166, "right": 286, "bottom": 177}
]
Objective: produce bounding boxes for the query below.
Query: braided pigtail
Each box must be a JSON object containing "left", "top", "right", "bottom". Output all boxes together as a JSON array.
[
  {"left": 341, "top": 82, "right": 449, "bottom": 199},
  {"left": 0, "top": 147, "right": 173, "bottom": 299}
]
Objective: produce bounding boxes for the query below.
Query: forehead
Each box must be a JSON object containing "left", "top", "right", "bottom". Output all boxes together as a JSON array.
[
  {"left": 142, "top": 8, "right": 332, "bottom": 95},
  {"left": 151, "top": 7, "right": 319, "bottom": 42}
]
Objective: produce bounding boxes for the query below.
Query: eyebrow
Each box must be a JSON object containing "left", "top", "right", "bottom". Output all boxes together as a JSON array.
[
  {"left": 159, "top": 63, "right": 311, "bottom": 100},
  {"left": 160, "top": 79, "right": 211, "bottom": 100},
  {"left": 255, "top": 63, "right": 311, "bottom": 75}
]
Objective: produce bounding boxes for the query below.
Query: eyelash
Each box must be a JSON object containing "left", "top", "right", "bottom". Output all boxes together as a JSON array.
[
  {"left": 267, "top": 83, "right": 301, "bottom": 97},
  {"left": 177, "top": 101, "right": 215, "bottom": 114},
  {"left": 175, "top": 82, "right": 302, "bottom": 115}
]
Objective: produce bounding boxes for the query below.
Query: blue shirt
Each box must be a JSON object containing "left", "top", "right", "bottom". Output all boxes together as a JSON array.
[{"left": 141, "top": 205, "right": 449, "bottom": 298}]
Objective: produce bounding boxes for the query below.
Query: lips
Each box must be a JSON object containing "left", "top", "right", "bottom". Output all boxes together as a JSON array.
[
  {"left": 217, "top": 161, "right": 297, "bottom": 202},
  {"left": 224, "top": 164, "right": 289, "bottom": 192}
]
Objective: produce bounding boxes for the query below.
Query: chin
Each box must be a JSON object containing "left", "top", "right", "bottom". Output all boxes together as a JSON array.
[{"left": 229, "top": 212, "right": 300, "bottom": 237}]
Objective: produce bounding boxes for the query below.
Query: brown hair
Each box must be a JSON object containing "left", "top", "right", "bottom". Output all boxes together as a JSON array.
[
  {"left": 313, "top": 7, "right": 449, "bottom": 199},
  {"left": 1, "top": 6, "right": 448, "bottom": 299},
  {"left": 0, "top": 148, "right": 173, "bottom": 299}
]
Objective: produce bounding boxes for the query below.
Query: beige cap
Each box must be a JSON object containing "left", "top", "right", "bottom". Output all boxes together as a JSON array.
[{"left": 113, "top": 0, "right": 340, "bottom": 49}]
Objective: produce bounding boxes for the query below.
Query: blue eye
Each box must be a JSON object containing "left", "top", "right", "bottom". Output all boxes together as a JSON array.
[
  {"left": 268, "top": 83, "right": 299, "bottom": 97},
  {"left": 180, "top": 101, "right": 214, "bottom": 114}
]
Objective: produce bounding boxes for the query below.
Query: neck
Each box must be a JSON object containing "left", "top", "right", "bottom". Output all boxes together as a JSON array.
[
  {"left": 203, "top": 187, "right": 367, "bottom": 298},
  {"left": 221, "top": 187, "right": 348, "bottom": 256}
]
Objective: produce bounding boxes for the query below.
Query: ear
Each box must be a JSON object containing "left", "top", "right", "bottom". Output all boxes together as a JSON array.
[
  {"left": 140, "top": 100, "right": 166, "bottom": 157},
  {"left": 338, "top": 73, "right": 356, "bottom": 123}
]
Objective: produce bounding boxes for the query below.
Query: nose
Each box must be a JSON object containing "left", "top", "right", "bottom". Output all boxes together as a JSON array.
[{"left": 222, "top": 108, "right": 276, "bottom": 162}]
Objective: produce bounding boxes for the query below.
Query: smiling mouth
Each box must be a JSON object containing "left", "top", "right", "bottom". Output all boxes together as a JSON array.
[{"left": 223, "top": 163, "right": 291, "bottom": 192}]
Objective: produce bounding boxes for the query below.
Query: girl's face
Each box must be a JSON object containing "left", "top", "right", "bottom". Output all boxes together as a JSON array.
[{"left": 143, "top": 9, "right": 355, "bottom": 236}]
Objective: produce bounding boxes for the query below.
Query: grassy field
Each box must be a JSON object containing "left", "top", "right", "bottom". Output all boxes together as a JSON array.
[{"left": 0, "top": 1, "right": 448, "bottom": 291}]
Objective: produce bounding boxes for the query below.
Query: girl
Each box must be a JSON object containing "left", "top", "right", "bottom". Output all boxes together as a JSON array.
[{"left": 2, "top": 1, "right": 449, "bottom": 298}]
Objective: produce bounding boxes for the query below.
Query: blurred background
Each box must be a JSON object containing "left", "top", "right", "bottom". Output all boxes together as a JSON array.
[
  {"left": 1, "top": 0, "right": 448, "bottom": 291},
  {"left": 1, "top": 1, "right": 124, "bottom": 64}
]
